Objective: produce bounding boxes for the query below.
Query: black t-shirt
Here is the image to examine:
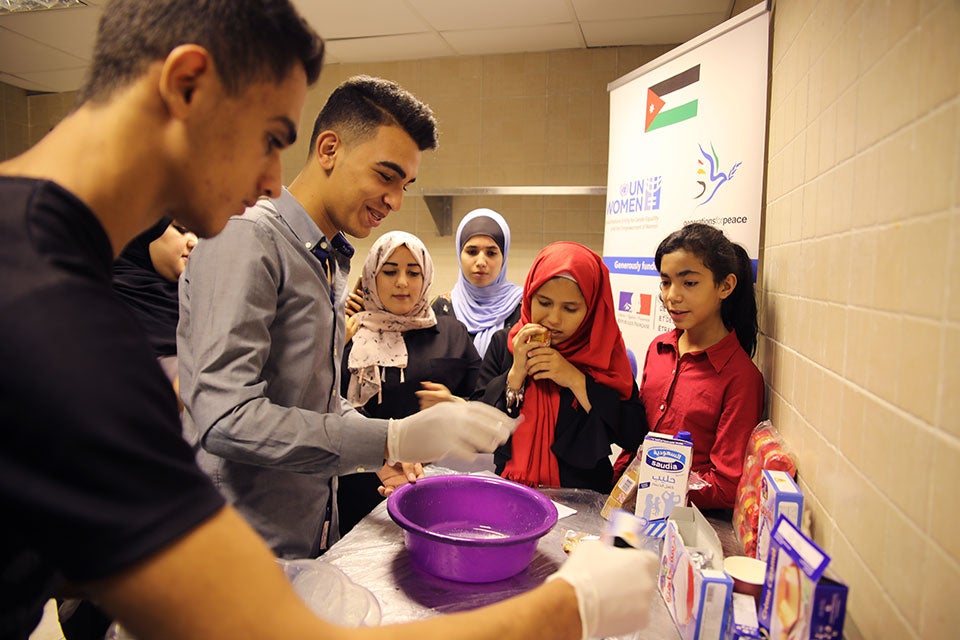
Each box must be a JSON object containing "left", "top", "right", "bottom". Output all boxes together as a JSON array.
[{"left": 0, "top": 178, "right": 225, "bottom": 638}]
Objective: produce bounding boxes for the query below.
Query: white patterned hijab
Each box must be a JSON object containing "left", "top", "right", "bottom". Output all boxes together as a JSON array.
[{"left": 347, "top": 231, "right": 437, "bottom": 406}]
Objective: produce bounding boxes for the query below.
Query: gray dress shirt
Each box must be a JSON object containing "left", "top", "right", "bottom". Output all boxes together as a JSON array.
[{"left": 177, "top": 188, "right": 389, "bottom": 558}]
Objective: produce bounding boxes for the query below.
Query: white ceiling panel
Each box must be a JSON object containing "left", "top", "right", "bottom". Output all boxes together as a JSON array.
[
  {"left": 571, "top": 0, "right": 732, "bottom": 20},
  {"left": 292, "top": 0, "right": 429, "bottom": 39},
  {"left": 0, "top": 70, "right": 55, "bottom": 92},
  {"left": 0, "top": 1, "right": 756, "bottom": 93},
  {"left": 444, "top": 23, "right": 585, "bottom": 56},
  {"left": 0, "top": 27, "right": 85, "bottom": 73},
  {"left": 581, "top": 13, "right": 730, "bottom": 47},
  {"left": 409, "top": 0, "right": 573, "bottom": 31},
  {"left": 324, "top": 32, "right": 454, "bottom": 64},
  {"left": 0, "top": 6, "right": 99, "bottom": 58},
  {"left": 10, "top": 65, "right": 86, "bottom": 92}
]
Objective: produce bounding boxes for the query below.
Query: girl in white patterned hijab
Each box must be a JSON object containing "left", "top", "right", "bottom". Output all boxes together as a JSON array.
[{"left": 346, "top": 231, "right": 437, "bottom": 406}]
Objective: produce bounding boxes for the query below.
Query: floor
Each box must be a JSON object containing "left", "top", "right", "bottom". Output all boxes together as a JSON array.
[{"left": 30, "top": 600, "right": 65, "bottom": 640}]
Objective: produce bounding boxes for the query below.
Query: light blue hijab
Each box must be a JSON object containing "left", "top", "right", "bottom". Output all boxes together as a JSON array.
[{"left": 451, "top": 208, "right": 523, "bottom": 357}]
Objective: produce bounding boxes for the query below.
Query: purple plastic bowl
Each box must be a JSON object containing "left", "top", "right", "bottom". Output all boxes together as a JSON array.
[{"left": 387, "top": 474, "right": 559, "bottom": 583}]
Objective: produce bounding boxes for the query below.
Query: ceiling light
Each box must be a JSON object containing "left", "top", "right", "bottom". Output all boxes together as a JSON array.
[{"left": 0, "top": 0, "right": 86, "bottom": 13}]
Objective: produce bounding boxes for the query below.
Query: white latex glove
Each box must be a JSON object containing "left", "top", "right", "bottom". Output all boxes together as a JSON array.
[
  {"left": 546, "top": 540, "right": 659, "bottom": 639},
  {"left": 386, "top": 401, "right": 516, "bottom": 464}
]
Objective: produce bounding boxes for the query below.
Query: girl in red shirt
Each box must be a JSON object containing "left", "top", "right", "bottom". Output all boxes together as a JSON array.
[{"left": 614, "top": 223, "right": 764, "bottom": 509}]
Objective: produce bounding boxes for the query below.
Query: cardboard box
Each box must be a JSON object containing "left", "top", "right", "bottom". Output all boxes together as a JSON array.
[
  {"left": 659, "top": 505, "right": 732, "bottom": 640},
  {"left": 758, "top": 517, "right": 847, "bottom": 640},
  {"left": 756, "top": 470, "right": 803, "bottom": 564},
  {"left": 727, "top": 593, "right": 761, "bottom": 639}
]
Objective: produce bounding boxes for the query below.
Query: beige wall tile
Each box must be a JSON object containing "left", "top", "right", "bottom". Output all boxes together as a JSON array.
[
  {"left": 482, "top": 52, "right": 547, "bottom": 98},
  {"left": 912, "top": 107, "right": 957, "bottom": 218},
  {"left": 917, "top": 2, "right": 960, "bottom": 114},
  {"left": 865, "top": 311, "right": 902, "bottom": 401},
  {"left": 850, "top": 147, "right": 879, "bottom": 228},
  {"left": 896, "top": 317, "right": 942, "bottom": 425},
  {"left": 836, "top": 380, "right": 866, "bottom": 469},
  {"left": 834, "top": 88, "right": 857, "bottom": 164},
  {"left": 880, "top": 508, "right": 927, "bottom": 627},
  {"left": 820, "top": 302, "right": 847, "bottom": 375},
  {"left": 930, "top": 437, "right": 960, "bottom": 561},
  {"left": 872, "top": 223, "right": 905, "bottom": 312},
  {"left": 858, "top": 0, "right": 921, "bottom": 80},
  {"left": 942, "top": 326, "right": 960, "bottom": 438},
  {"left": 919, "top": 543, "right": 960, "bottom": 638}
]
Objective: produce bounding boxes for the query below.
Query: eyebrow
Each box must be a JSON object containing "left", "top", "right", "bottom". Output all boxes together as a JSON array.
[
  {"left": 662, "top": 269, "right": 703, "bottom": 277},
  {"left": 382, "top": 261, "right": 421, "bottom": 268},
  {"left": 377, "top": 161, "right": 413, "bottom": 183},
  {"left": 275, "top": 116, "right": 297, "bottom": 146},
  {"left": 464, "top": 241, "right": 499, "bottom": 249}
]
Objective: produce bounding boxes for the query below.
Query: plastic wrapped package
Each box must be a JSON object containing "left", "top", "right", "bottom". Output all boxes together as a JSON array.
[
  {"left": 103, "top": 558, "right": 380, "bottom": 639},
  {"left": 277, "top": 557, "right": 381, "bottom": 626},
  {"left": 731, "top": 420, "right": 797, "bottom": 557}
]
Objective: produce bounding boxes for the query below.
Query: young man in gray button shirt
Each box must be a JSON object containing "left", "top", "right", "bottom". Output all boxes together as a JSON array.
[{"left": 178, "top": 76, "right": 512, "bottom": 558}]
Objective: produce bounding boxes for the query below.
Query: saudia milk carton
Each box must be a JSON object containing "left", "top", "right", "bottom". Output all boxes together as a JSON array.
[{"left": 635, "top": 431, "right": 693, "bottom": 531}]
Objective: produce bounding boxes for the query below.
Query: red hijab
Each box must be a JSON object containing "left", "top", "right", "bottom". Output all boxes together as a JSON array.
[{"left": 502, "top": 242, "right": 634, "bottom": 487}]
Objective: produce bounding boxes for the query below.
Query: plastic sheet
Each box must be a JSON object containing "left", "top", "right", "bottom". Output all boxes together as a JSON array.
[{"left": 321, "top": 467, "right": 739, "bottom": 639}]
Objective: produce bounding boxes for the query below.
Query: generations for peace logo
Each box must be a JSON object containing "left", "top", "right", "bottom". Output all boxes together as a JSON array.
[
  {"left": 695, "top": 142, "right": 742, "bottom": 206},
  {"left": 645, "top": 65, "right": 699, "bottom": 132}
]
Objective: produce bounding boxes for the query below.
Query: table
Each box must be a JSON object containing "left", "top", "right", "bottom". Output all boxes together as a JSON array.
[{"left": 322, "top": 470, "right": 738, "bottom": 638}]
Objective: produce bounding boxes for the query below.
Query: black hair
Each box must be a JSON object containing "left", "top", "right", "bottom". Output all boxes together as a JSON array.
[
  {"left": 655, "top": 223, "right": 758, "bottom": 357},
  {"left": 77, "top": 0, "right": 324, "bottom": 106},
  {"left": 308, "top": 75, "right": 438, "bottom": 160}
]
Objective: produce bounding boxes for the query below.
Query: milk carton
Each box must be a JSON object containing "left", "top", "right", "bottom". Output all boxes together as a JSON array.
[{"left": 635, "top": 432, "right": 693, "bottom": 526}]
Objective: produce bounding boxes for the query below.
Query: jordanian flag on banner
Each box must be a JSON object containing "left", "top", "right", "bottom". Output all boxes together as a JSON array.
[{"left": 645, "top": 65, "right": 700, "bottom": 132}]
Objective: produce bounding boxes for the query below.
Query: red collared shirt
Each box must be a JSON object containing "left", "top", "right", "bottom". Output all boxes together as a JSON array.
[{"left": 641, "top": 329, "right": 764, "bottom": 509}]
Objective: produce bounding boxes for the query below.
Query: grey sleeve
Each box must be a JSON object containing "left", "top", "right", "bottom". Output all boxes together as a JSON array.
[{"left": 177, "top": 217, "right": 387, "bottom": 476}]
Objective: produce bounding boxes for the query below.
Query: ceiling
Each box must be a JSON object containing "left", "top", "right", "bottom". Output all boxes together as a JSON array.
[{"left": 0, "top": 0, "right": 746, "bottom": 93}]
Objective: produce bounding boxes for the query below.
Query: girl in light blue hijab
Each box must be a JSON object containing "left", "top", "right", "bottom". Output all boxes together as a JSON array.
[{"left": 431, "top": 208, "right": 523, "bottom": 357}]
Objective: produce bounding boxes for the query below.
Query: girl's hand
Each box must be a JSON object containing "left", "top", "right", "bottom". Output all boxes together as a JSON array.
[
  {"left": 344, "top": 278, "right": 364, "bottom": 344},
  {"left": 525, "top": 347, "right": 592, "bottom": 412},
  {"left": 345, "top": 278, "right": 364, "bottom": 317},
  {"left": 525, "top": 348, "right": 580, "bottom": 388},
  {"left": 508, "top": 323, "right": 552, "bottom": 387},
  {"left": 376, "top": 461, "right": 424, "bottom": 497},
  {"left": 415, "top": 381, "right": 465, "bottom": 410}
]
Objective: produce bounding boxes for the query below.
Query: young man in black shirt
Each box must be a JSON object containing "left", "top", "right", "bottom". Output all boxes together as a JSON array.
[{"left": 0, "top": 2, "right": 657, "bottom": 639}]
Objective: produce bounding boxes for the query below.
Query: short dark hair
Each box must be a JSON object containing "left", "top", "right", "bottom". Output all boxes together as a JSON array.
[
  {"left": 77, "top": 0, "right": 324, "bottom": 105},
  {"left": 308, "top": 75, "right": 439, "bottom": 160}
]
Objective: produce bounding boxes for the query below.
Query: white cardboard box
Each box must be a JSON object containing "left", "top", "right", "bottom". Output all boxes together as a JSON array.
[
  {"left": 756, "top": 470, "right": 803, "bottom": 564},
  {"left": 659, "top": 505, "right": 732, "bottom": 640}
]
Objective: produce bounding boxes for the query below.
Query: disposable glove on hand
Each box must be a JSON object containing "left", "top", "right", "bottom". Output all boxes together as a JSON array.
[
  {"left": 546, "top": 540, "right": 659, "bottom": 639},
  {"left": 386, "top": 401, "right": 516, "bottom": 464}
]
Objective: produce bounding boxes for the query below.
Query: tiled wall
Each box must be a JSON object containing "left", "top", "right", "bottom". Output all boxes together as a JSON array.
[
  {"left": 0, "top": 82, "right": 28, "bottom": 161},
  {"left": 762, "top": 0, "right": 959, "bottom": 637}
]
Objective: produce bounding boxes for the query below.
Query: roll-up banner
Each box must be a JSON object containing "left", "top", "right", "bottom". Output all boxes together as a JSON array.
[{"left": 603, "top": 1, "right": 771, "bottom": 361}]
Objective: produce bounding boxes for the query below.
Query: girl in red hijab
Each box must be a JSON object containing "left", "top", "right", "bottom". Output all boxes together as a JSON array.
[{"left": 473, "top": 242, "right": 648, "bottom": 491}]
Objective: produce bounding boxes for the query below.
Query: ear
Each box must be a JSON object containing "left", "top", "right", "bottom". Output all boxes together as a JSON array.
[
  {"left": 158, "top": 44, "right": 214, "bottom": 119},
  {"left": 314, "top": 130, "right": 341, "bottom": 170},
  {"left": 718, "top": 273, "right": 737, "bottom": 300}
]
